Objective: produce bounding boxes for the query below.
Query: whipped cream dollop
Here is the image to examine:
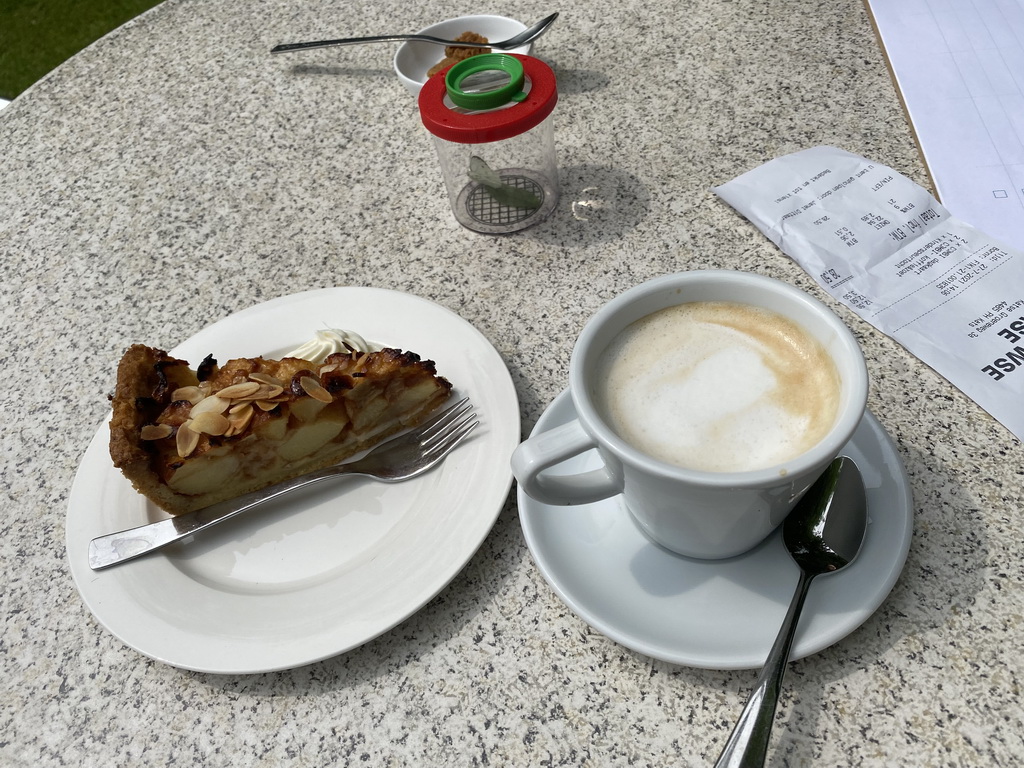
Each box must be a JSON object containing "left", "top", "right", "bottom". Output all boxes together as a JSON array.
[{"left": 285, "top": 329, "right": 377, "bottom": 365}]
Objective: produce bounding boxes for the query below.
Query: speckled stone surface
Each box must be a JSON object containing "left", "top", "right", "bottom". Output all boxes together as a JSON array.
[{"left": 2, "top": 0, "right": 1023, "bottom": 765}]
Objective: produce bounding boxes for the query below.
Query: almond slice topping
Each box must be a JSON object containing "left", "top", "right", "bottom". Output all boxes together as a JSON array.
[
  {"left": 216, "top": 381, "right": 261, "bottom": 399},
  {"left": 225, "top": 383, "right": 285, "bottom": 402},
  {"left": 176, "top": 421, "right": 200, "bottom": 458},
  {"left": 141, "top": 424, "right": 173, "bottom": 440},
  {"left": 226, "top": 405, "right": 254, "bottom": 436},
  {"left": 252, "top": 384, "right": 285, "bottom": 400},
  {"left": 171, "top": 386, "right": 205, "bottom": 404},
  {"left": 190, "top": 411, "right": 230, "bottom": 436},
  {"left": 300, "top": 375, "right": 333, "bottom": 403},
  {"left": 190, "top": 395, "right": 229, "bottom": 416},
  {"left": 248, "top": 372, "right": 284, "bottom": 387}
]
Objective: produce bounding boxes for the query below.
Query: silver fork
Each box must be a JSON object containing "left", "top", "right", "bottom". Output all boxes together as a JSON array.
[{"left": 88, "top": 398, "right": 478, "bottom": 570}]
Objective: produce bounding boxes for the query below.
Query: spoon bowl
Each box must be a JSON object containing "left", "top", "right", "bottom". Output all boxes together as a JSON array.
[
  {"left": 714, "top": 456, "right": 867, "bottom": 768},
  {"left": 785, "top": 457, "right": 867, "bottom": 574}
]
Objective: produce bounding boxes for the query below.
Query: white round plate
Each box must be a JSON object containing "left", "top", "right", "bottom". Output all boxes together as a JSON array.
[
  {"left": 66, "top": 287, "right": 520, "bottom": 674},
  {"left": 518, "top": 390, "right": 913, "bottom": 670}
]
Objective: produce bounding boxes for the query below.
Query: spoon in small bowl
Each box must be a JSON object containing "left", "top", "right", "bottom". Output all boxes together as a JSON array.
[
  {"left": 271, "top": 12, "right": 559, "bottom": 55},
  {"left": 714, "top": 456, "right": 868, "bottom": 768}
]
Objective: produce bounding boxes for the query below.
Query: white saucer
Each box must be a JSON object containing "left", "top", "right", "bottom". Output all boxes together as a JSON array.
[
  {"left": 66, "top": 287, "right": 520, "bottom": 674},
  {"left": 518, "top": 390, "right": 913, "bottom": 670}
]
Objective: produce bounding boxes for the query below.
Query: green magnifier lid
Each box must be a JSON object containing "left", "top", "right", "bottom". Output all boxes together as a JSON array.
[{"left": 445, "top": 53, "right": 527, "bottom": 110}]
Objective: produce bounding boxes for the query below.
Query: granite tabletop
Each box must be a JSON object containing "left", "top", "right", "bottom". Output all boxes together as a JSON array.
[{"left": 2, "top": 0, "right": 1023, "bottom": 765}]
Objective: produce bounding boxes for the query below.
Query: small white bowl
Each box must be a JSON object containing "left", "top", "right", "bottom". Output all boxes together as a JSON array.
[{"left": 394, "top": 15, "right": 531, "bottom": 96}]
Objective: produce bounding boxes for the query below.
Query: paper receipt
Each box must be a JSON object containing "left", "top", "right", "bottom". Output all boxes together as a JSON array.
[{"left": 714, "top": 146, "right": 1024, "bottom": 442}]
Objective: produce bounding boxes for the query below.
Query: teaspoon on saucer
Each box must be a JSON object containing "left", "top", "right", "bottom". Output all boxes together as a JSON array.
[{"left": 714, "top": 456, "right": 868, "bottom": 768}]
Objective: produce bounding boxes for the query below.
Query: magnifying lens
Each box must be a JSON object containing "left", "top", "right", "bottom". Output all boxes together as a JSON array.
[{"left": 444, "top": 54, "right": 528, "bottom": 110}]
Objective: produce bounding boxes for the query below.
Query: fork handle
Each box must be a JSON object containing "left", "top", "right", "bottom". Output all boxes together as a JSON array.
[
  {"left": 270, "top": 34, "right": 493, "bottom": 54},
  {"left": 88, "top": 465, "right": 357, "bottom": 570}
]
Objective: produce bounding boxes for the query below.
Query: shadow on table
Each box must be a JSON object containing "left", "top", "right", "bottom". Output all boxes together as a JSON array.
[
  {"left": 282, "top": 62, "right": 610, "bottom": 90},
  {"left": 285, "top": 64, "right": 393, "bottom": 80},
  {"left": 546, "top": 66, "right": 612, "bottom": 96},
  {"left": 525, "top": 163, "right": 652, "bottom": 247},
  {"left": 281, "top": 62, "right": 611, "bottom": 98},
  {"left": 284, "top": 65, "right": 395, "bottom": 88},
  {"left": 646, "top": 437, "right": 990, "bottom": 766}
]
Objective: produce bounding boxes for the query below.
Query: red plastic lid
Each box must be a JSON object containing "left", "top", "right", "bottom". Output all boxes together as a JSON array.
[{"left": 419, "top": 54, "right": 558, "bottom": 144}]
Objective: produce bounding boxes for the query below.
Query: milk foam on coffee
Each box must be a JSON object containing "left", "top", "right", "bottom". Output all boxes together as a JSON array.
[{"left": 595, "top": 301, "right": 841, "bottom": 473}]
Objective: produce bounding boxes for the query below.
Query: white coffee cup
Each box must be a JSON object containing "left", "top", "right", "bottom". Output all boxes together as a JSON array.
[{"left": 511, "top": 270, "right": 868, "bottom": 559}]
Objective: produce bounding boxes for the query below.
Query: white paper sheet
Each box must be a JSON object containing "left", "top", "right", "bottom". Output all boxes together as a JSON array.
[
  {"left": 865, "top": 0, "right": 1024, "bottom": 251},
  {"left": 715, "top": 145, "right": 1024, "bottom": 442}
]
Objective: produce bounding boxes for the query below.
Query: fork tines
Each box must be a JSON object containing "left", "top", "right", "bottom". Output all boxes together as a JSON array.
[{"left": 421, "top": 398, "right": 477, "bottom": 449}]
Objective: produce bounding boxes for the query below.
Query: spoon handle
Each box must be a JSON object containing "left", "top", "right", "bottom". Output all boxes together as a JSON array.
[{"left": 714, "top": 570, "right": 815, "bottom": 768}]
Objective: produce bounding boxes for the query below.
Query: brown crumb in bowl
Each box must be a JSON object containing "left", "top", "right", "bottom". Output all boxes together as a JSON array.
[{"left": 426, "top": 31, "right": 490, "bottom": 78}]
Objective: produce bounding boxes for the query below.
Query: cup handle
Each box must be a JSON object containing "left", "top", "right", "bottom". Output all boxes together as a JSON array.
[{"left": 511, "top": 419, "right": 623, "bottom": 505}]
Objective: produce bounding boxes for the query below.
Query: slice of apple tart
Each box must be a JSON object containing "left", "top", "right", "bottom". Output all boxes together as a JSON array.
[{"left": 109, "top": 343, "right": 452, "bottom": 515}]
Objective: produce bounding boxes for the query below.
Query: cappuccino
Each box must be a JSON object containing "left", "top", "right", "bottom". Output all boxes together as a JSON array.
[{"left": 594, "top": 301, "right": 841, "bottom": 473}]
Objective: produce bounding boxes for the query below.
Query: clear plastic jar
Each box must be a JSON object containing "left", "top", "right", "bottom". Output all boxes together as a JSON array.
[{"left": 419, "top": 54, "right": 559, "bottom": 234}]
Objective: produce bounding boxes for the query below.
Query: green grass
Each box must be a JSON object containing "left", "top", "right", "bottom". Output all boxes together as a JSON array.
[{"left": 0, "top": 0, "right": 165, "bottom": 100}]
